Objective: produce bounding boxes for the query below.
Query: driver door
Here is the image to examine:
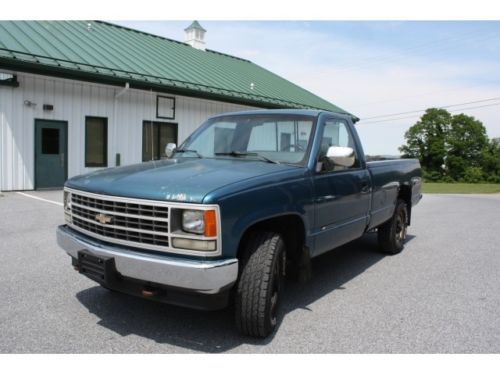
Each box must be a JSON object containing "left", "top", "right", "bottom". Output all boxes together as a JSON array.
[{"left": 312, "top": 117, "right": 371, "bottom": 256}]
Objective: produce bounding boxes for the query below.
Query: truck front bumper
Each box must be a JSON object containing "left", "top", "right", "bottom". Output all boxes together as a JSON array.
[{"left": 57, "top": 225, "right": 238, "bottom": 310}]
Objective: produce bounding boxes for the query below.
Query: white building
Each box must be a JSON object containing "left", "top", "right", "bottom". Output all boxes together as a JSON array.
[{"left": 0, "top": 21, "right": 351, "bottom": 191}]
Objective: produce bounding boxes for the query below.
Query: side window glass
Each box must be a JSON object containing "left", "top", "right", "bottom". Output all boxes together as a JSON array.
[{"left": 318, "top": 119, "right": 358, "bottom": 173}]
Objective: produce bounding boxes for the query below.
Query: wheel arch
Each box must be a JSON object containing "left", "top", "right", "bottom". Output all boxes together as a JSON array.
[
  {"left": 236, "top": 214, "right": 307, "bottom": 274},
  {"left": 398, "top": 183, "right": 412, "bottom": 225}
]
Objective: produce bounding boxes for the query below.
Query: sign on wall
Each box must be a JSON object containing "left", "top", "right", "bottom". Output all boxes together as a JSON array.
[{"left": 156, "top": 95, "right": 176, "bottom": 119}]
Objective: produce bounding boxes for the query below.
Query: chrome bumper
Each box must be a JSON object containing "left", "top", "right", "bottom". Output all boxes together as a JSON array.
[{"left": 57, "top": 225, "right": 238, "bottom": 294}]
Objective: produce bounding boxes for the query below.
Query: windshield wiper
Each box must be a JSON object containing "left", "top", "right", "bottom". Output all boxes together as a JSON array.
[
  {"left": 174, "top": 148, "right": 203, "bottom": 158},
  {"left": 215, "top": 151, "right": 279, "bottom": 164}
]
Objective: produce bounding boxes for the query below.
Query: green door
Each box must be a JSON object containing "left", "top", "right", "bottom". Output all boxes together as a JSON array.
[{"left": 35, "top": 120, "right": 68, "bottom": 189}]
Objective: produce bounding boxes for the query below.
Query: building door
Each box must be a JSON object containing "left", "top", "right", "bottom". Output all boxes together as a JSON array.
[{"left": 35, "top": 120, "right": 68, "bottom": 189}]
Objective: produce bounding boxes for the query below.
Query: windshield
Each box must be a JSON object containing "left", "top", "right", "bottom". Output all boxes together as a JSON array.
[{"left": 178, "top": 114, "right": 316, "bottom": 165}]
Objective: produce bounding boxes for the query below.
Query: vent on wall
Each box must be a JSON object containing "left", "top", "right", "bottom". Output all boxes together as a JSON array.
[{"left": 0, "top": 73, "right": 19, "bottom": 87}]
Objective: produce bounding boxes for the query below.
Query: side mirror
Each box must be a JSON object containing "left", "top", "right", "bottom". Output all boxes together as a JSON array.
[
  {"left": 165, "top": 143, "right": 177, "bottom": 158},
  {"left": 326, "top": 146, "right": 355, "bottom": 167}
]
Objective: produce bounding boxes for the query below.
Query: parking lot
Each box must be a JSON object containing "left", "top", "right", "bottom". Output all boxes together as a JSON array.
[{"left": 0, "top": 190, "right": 499, "bottom": 353}]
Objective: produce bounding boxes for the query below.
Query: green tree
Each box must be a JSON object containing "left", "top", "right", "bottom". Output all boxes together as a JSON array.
[
  {"left": 445, "top": 114, "right": 488, "bottom": 181},
  {"left": 399, "top": 108, "right": 451, "bottom": 177},
  {"left": 481, "top": 139, "right": 500, "bottom": 182},
  {"left": 399, "top": 109, "right": 493, "bottom": 182}
]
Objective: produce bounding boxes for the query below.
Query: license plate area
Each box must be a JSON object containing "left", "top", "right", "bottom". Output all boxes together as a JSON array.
[{"left": 77, "top": 250, "right": 117, "bottom": 284}]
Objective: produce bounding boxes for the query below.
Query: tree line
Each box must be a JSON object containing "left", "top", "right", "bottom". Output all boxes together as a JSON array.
[{"left": 399, "top": 108, "right": 500, "bottom": 183}]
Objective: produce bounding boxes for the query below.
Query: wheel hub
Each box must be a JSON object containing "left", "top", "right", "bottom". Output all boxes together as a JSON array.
[{"left": 396, "top": 212, "right": 407, "bottom": 243}]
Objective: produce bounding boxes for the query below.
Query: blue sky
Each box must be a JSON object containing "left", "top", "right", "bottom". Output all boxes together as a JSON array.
[{"left": 115, "top": 21, "right": 500, "bottom": 155}]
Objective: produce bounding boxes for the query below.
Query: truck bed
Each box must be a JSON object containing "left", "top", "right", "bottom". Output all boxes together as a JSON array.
[{"left": 366, "top": 158, "right": 422, "bottom": 230}]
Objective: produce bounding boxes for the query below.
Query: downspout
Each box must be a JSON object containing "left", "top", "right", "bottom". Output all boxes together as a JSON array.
[
  {"left": 113, "top": 83, "right": 129, "bottom": 166},
  {"left": 116, "top": 82, "right": 130, "bottom": 99}
]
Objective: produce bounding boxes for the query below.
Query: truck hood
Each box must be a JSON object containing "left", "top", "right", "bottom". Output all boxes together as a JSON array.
[{"left": 66, "top": 158, "right": 299, "bottom": 203}]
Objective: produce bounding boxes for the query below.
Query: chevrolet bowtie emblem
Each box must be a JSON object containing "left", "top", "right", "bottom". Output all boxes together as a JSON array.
[{"left": 95, "top": 213, "right": 113, "bottom": 224}]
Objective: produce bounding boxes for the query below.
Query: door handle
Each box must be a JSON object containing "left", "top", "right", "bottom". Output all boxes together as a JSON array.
[
  {"left": 360, "top": 181, "right": 370, "bottom": 194},
  {"left": 60, "top": 153, "right": 65, "bottom": 168},
  {"left": 315, "top": 195, "right": 336, "bottom": 203}
]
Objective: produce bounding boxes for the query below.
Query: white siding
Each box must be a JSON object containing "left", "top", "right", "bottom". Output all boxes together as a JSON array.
[{"left": 0, "top": 71, "right": 255, "bottom": 191}]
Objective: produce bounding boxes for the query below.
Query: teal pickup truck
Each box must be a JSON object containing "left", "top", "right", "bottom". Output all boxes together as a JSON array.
[{"left": 57, "top": 109, "right": 422, "bottom": 338}]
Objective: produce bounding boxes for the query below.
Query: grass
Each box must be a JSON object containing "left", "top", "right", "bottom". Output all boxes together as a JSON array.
[{"left": 422, "top": 183, "right": 500, "bottom": 194}]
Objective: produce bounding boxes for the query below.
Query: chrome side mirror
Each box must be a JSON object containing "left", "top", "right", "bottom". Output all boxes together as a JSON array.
[
  {"left": 326, "top": 146, "right": 355, "bottom": 167},
  {"left": 165, "top": 143, "right": 177, "bottom": 158}
]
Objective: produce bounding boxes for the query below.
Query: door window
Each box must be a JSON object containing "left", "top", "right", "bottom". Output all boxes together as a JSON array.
[
  {"left": 318, "top": 119, "right": 359, "bottom": 172},
  {"left": 41, "top": 128, "right": 60, "bottom": 154}
]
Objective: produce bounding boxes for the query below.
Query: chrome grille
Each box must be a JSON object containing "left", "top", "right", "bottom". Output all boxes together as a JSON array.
[{"left": 70, "top": 192, "right": 170, "bottom": 249}]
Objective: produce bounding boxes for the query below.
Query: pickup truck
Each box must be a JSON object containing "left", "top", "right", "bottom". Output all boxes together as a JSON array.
[{"left": 57, "top": 109, "right": 422, "bottom": 338}]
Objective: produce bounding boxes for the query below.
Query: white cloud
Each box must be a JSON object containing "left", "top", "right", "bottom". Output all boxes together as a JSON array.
[{"left": 203, "top": 23, "right": 500, "bottom": 154}]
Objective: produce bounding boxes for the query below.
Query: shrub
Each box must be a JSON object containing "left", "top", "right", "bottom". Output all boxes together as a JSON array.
[
  {"left": 463, "top": 167, "right": 484, "bottom": 183},
  {"left": 486, "top": 174, "right": 500, "bottom": 184},
  {"left": 441, "top": 175, "right": 455, "bottom": 183},
  {"left": 423, "top": 170, "right": 443, "bottom": 182}
]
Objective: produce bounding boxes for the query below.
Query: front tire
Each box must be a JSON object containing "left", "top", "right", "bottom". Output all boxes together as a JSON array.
[
  {"left": 235, "top": 231, "right": 286, "bottom": 338},
  {"left": 378, "top": 199, "right": 408, "bottom": 254}
]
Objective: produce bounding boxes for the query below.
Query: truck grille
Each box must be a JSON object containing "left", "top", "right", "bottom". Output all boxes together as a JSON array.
[{"left": 70, "top": 192, "right": 170, "bottom": 249}]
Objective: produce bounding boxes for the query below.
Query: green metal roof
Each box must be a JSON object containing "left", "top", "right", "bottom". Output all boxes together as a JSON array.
[
  {"left": 0, "top": 20, "right": 355, "bottom": 117},
  {"left": 185, "top": 21, "right": 206, "bottom": 32}
]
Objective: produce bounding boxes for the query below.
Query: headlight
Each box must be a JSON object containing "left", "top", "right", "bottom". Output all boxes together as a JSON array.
[
  {"left": 63, "top": 191, "right": 72, "bottom": 211},
  {"left": 182, "top": 209, "right": 217, "bottom": 236},
  {"left": 182, "top": 210, "right": 204, "bottom": 234}
]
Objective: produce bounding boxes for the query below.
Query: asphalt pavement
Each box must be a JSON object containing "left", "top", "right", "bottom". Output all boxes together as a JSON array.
[{"left": 0, "top": 190, "right": 499, "bottom": 353}]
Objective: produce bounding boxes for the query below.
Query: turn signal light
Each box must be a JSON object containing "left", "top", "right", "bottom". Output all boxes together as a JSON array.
[{"left": 204, "top": 210, "right": 217, "bottom": 237}]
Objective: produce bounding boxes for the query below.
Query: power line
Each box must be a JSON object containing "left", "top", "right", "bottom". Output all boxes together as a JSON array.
[
  {"left": 331, "top": 28, "right": 485, "bottom": 70},
  {"left": 358, "top": 101, "right": 500, "bottom": 125},
  {"left": 354, "top": 81, "right": 488, "bottom": 109},
  {"left": 361, "top": 97, "right": 500, "bottom": 121},
  {"left": 332, "top": 30, "right": 500, "bottom": 73}
]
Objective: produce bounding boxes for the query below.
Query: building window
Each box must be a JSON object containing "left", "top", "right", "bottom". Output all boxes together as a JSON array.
[
  {"left": 156, "top": 96, "right": 175, "bottom": 119},
  {"left": 142, "top": 121, "right": 178, "bottom": 161},
  {"left": 85, "top": 117, "right": 108, "bottom": 167}
]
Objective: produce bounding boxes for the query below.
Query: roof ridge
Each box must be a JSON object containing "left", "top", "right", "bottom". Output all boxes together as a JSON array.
[
  {"left": 249, "top": 59, "right": 346, "bottom": 112},
  {"left": 94, "top": 21, "right": 188, "bottom": 47},
  {"left": 95, "top": 21, "right": 251, "bottom": 63},
  {"left": 205, "top": 49, "right": 250, "bottom": 63}
]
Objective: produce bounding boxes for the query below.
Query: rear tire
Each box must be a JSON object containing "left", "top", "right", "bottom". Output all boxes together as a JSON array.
[
  {"left": 235, "top": 231, "right": 286, "bottom": 338},
  {"left": 378, "top": 199, "right": 408, "bottom": 254}
]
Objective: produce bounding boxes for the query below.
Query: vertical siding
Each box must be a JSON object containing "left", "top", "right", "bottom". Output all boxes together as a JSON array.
[{"left": 0, "top": 71, "right": 255, "bottom": 191}]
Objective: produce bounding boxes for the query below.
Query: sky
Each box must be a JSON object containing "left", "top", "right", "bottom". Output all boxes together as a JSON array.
[{"left": 114, "top": 21, "right": 500, "bottom": 155}]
